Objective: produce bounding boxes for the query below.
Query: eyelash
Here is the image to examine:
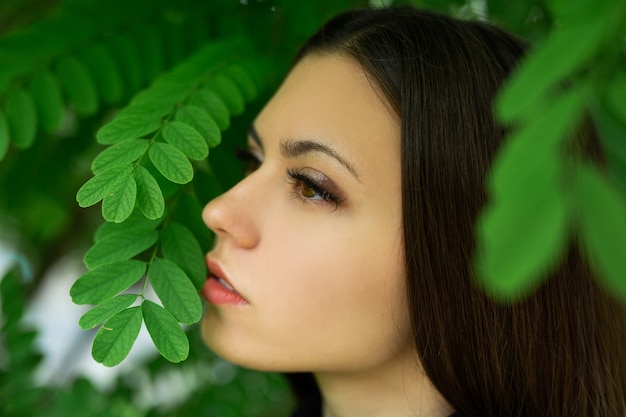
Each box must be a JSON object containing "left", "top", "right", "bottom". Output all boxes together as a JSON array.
[
  {"left": 235, "top": 148, "right": 342, "bottom": 208},
  {"left": 286, "top": 168, "right": 341, "bottom": 207}
]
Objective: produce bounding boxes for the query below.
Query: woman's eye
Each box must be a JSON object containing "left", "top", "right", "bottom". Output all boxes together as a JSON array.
[
  {"left": 235, "top": 148, "right": 262, "bottom": 175},
  {"left": 287, "top": 168, "right": 344, "bottom": 209}
]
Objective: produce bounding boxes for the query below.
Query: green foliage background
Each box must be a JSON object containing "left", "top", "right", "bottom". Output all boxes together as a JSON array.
[{"left": 0, "top": 0, "right": 624, "bottom": 415}]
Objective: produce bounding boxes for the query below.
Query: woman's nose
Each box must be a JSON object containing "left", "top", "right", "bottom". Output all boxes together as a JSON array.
[{"left": 202, "top": 178, "right": 261, "bottom": 250}]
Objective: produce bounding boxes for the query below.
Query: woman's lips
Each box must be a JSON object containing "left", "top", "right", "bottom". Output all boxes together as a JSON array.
[{"left": 202, "top": 258, "right": 248, "bottom": 305}]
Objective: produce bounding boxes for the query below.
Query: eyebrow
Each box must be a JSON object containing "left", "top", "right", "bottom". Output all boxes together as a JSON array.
[{"left": 248, "top": 125, "right": 360, "bottom": 180}]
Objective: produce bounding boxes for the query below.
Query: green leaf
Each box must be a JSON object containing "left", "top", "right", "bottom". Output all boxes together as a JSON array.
[
  {"left": 96, "top": 107, "right": 162, "bottom": 144},
  {"left": 162, "top": 120, "right": 208, "bottom": 160},
  {"left": 129, "top": 82, "right": 186, "bottom": 118},
  {"left": 161, "top": 222, "right": 207, "bottom": 289},
  {"left": 496, "top": 19, "right": 605, "bottom": 122},
  {"left": 605, "top": 72, "right": 626, "bottom": 125},
  {"left": 142, "top": 300, "right": 189, "bottom": 363},
  {"left": 56, "top": 55, "right": 99, "bottom": 116},
  {"left": 148, "top": 142, "right": 193, "bottom": 184},
  {"left": 133, "top": 166, "right": 164, "bottom": 220},
  {"left": 132, "top": 25, "right": 164, "bottom": 81},
  {"left": 79, "top": 294, "right": 138, "bottom": 329},
  {"left": 189, "top": 89, "right": 230, "bottom": 131},
  {"left": 94, "top": 209, "right": 162, "bottom": 242},
  {"left": 226, "top": 64, "right": 258, "bottom": 101},
  {"left": 577, "top": 165, "right": 626, "bottom": 298},
  {"left": 84, "top": 227, "right": 157, "bottom": 269},
  {"left": 91, "top": 139, "right": 149, "bottom": 174},
  {"left": 92, "top": 306, "right": 142, "bottom": 366},
  {"left": 76, "top": 165, "right": 133, "bottom": 208},
  {"left": 476, "top": 172, "right": 568, "bottom": 300},
  {"left": 102, "top": 170, "right": 137, "bottom": 223},
  {"left": 489, "top": 88, "right": 584, "bottom": 198},
  {"left": 148, "top": 258, "right": 202, "bottom": 324},
  {"left": 70, "top": 260, "right": 146, "bottom": 305},
  {"left": 28, "top": 70, "right": 64, "bottom": 133},
  {"left": 106, "top": 34, "right": 144, "bottom": 95},
  {"left": 175, "top": 105, "right": 221, "bottom": 148},
  {"left": 0, "top": 110, "right": 9, "bottom": 160},
  {"left": 5, "top": 88, "right": 37, "bottom": 149},
  {"left": 80, "top": 43, "right": 124, "bottom": 105},
  {"left": 206, "top": 74, "right": 245, "bottom": 115}
]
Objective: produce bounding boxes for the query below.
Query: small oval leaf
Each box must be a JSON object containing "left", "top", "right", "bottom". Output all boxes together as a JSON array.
[
  {"left": 162, "top": 120, "right": 208, "bottom": 160},
  {"left": 70, "top": 260, "right": 146, "bottom": 305},
  {"left": 148, "top": 142, "right": 193, "bottom": 184},
  {"left": 148, "top": 258, "right": 202, "bottom": 324},
  {"left": 189, "top": 89, "right": 230, "bottom": 131},
  {"left": 91, "top": 139, "right": 149, "bottom": 174},
  {"left": 102, "top": 171, "right": 137, "bottom": 223},
  {"left": 29, "top": 70, "right": 64, "bottom": 133},
  {"left": 76, "top": 165, "right": 133, "bottom": 208},
  {"left": 84, "top": 228, "right": 158, "bottom": 269},
  {"left": 133, "top": 166, "right": 165, "bottom": 220},
  {"left": 161, "top": 222, "right": 207, "bottom": 289},
  {"left": 92, "top": 306, "right": 142, "bottom": 366},
  {"left": 97, "top": 107, "right": 162, "bottom": 144},
  {"left": 142, "top": 300, "right": 189, "bottom": 363},
  {"left": 56, "top": 55, "right": 99, "bottom": 116},
  {"left": 175, "top": 105, "right": 221, "bottom": 148},
  {"left": 5, "top": 88, "right": 37, "bottom": 149},
  {"left": 79, "top": 294, "right": 138, "bottom": 329}
]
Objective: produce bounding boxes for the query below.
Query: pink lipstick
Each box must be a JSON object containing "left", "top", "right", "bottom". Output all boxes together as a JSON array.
[{"left": 202, "top": 259, "right": 247, "bottom": 305}]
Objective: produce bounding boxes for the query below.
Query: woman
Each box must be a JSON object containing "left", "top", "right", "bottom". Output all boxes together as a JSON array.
[{"left": 200, "top": 6, "right": 626, "bottom": 417}]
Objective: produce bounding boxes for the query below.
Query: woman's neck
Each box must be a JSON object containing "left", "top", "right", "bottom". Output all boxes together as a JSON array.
[{"left": 314, "top": 353, "right": 453, "bottom": 417}]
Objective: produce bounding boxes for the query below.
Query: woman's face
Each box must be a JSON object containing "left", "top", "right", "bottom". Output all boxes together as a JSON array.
[{"left": 201, "top": 54, "right": 410, "bottom": 373}]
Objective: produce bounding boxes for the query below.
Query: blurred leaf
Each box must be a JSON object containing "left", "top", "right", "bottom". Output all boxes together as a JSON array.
[
  {"left": 77, "top": 165, "right": 133, "bottom": 207},
  {"left": 5, "top": 88, "right": 37, "bottom": 149},
  {"left": 106, "top": 33, "right": 144, "bottom": 94},
  {"left": 94, "top": 209, "right": 162, "bottom": 242},
  {"left": 70, "top": 260, "right": 146, "bottom": 305},
  {"left": 226, "top": 63, "right": 258, "bottom": 101},
  {"left": 28, "top": 70, "right": 64, "bottom": 133},
  {"left": 577, "top": 164, "right": 626, "bottom": 298},
  {"left": 79, "top": 294, "right": 138, "bottom": 329},
  {"left": 80, "top": 43, "right": 125, "bottom": 105},
  {"left": 0, "top": 110, "right": 9, "bottom": 160},
  {"left": 148, "top": 142, "right": 194, "bottom": 184},
  {"left": 162, "top": 120, "right": 208, "bottom": 160},
  {"left": 497, "top": 19, "right": 605, "bottom": 122},
  {"left": 175, "top": 105, "right": 222, "bottom": 148},
  {"left": 102, "top": 170, "right": 137, "bottom": 223},
  {"left": 56, "top": 55, "right": 99, "bottom": 116},
  {"left": 590, "top": 98, "right": 626, "bottom": 192},
  {"left": 96, "top": 107, "right": 162, "bottom": 144},
  {"left": 161, "top": 222, "right": 207, "bottom": 289},
  {"left": 129, "top": 81, "right": 186, "bottom": 117},
  {"left": 148, "top": 258, "right": 202, "bottom": 324},
  {"left": 206, "top": 74, "right": 245, "bottom": 115},
  {"left": 133, "top": 24, "right": 165, "bottom": 81},
  {"left": 189, "top": 88, "right": 231, "bottom": 130},
  {"left": 91, "top": 139, "right": 149, "bottom": 174},
  {"left": 142, "top": 300, "right": 189, "bottom": 363},
  {"left": 84, "top": 228, "right": 157, "bottom": 269},
  {"left": 133, "top": 165, "right": 165, "bottom": 219},
  {"left": 605, "top": 72, "right": 626, "bottom": 123},
  {"left": 92, "top": 306, "right": 142, "bottom": 366}
]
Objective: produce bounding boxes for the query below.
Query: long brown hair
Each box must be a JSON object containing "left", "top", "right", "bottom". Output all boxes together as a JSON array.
[{"left": 295, "top": 6, "right": 626, "bottom": 417}]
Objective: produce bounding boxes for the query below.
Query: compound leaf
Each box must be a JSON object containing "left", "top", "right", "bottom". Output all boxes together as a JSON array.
[
  {"left": 5, "top": 88, "right": 37, "bottom": 149},
  {"left": 148, "top": 258, "right": 202, "bottom": 324},
  {"left": 70, "top": 260, "right": 146, "bottom": 305},
  {"left": 133, "top": 166, "right": 164, "bottom": 220},
  {"left": 79, "top": 294, "right": 138, "bottom": 329},
  {"left": 162, "top": 120, "right": 208, "bottom": 160},
  {"left": 84, "top": 228, "right": 157, "bottom": 269},
  {"left": 102, "top": 171, "right": 137, "bottom": 223},
  {"left": 142, "top": 300, "right": 189, "bottom": 363},
  {"left": 175, "top": 105, "right": 221, "bottom": 148},
  {"left": 161, "top": 222, "right": 207, "bottom": 289},
  {"left": 92, "top": 306, "right": 142, "bottom": 366},
  {"left": 148, "top": 142, "right": 193, "bottom": 184}
]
